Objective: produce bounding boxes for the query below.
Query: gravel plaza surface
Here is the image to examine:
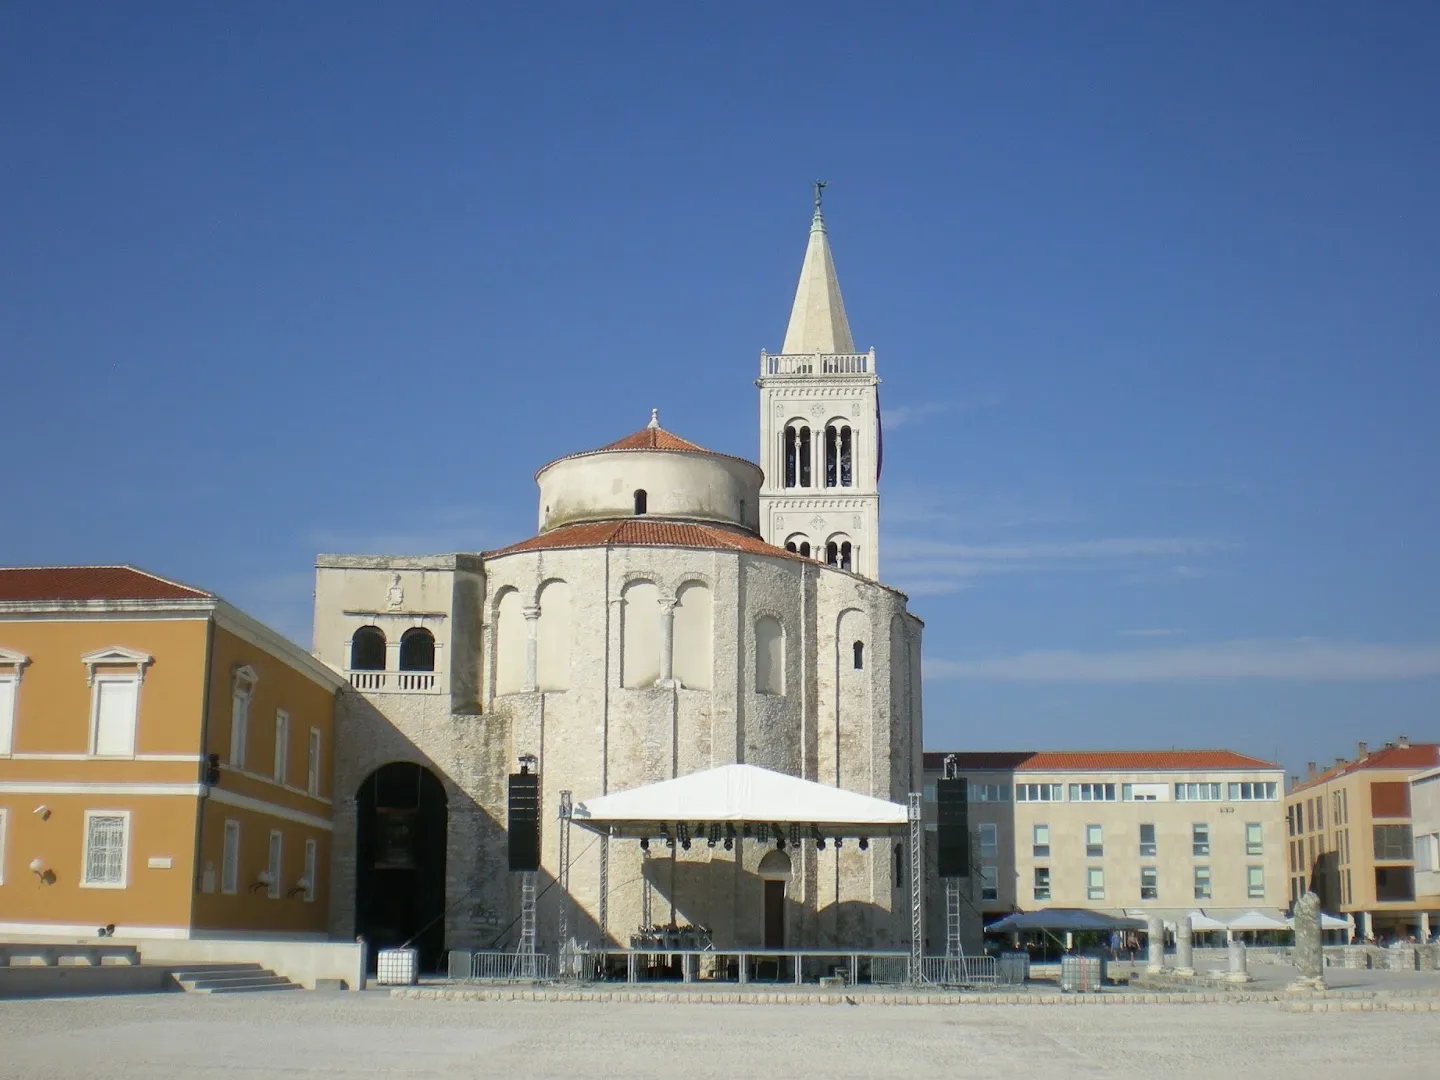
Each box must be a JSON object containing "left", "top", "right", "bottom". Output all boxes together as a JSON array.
[{"left": 3, "top": 990, "right": 1440, "bottom": 1080}]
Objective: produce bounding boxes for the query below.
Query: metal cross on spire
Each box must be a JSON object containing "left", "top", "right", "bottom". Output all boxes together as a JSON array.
[{"left": 813, "top": 178, "right": 828, "bottom": 215}]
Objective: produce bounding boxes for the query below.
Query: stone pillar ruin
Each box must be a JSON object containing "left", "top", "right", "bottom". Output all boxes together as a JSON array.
[
  {"left": 522, "top": 605, "right": 541, "bottom": 692},
  {"left": 1146, "top": 915, "right": 1165, "bottom": 973},
  {"left": 1290, "top": 889, "right": 1325, "bottom": 991},
  {"left": 1225, "top": 939, "right": 1252, "bottom": 983},
  {"left": 657, "top": 596, "right": 677, "bottom": 685},
  {"left": 1174, "top": 913, "right": 1194, "bottom": 976}
]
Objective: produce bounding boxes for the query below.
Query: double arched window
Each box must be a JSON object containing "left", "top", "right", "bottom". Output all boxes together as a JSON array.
[
  {"left": 824, "top": 423, "right": 853, "bottom": 488},
  {"left": 783, "top": 423, "right": 812, "bottom": 488},
  {"left": 350, "top": 626, "right": 386, "bottom": 671},
  {"left": 399, "top": 628, "right": 435, "bottom": 672},
  {"left": 783, "top": 534, "right": 812, "bottom": 558},
  {"left": 825, "top": 539, "right": 854, "bottom": 572}
]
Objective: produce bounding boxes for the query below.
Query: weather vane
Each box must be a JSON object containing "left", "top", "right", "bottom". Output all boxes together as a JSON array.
[{"left": 813, "top": 178, "right": 828, "bottom": 214}]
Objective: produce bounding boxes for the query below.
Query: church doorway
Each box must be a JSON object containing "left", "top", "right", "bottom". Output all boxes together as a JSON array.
[
  {"left": 757, "top": 849, "right": 792, "bottom": 951},
  {"left": 763, "top": 880, "right": 786, "bottom": 949},
  {"left": 355, "top": 762, "right": 447, "bottom": 971}
]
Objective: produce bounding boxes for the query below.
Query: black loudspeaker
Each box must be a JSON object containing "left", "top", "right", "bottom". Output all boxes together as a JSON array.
[
  {"left": 507, "top": 772, "right": 540, "bottom": 872},
  {"left": 936, "top": 776, "right": 970, "bottom": 878}
]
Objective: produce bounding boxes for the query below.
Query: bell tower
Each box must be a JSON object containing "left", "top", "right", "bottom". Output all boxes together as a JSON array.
[{"left": 758, "top": 184, "right": 881, "bottom": 579}]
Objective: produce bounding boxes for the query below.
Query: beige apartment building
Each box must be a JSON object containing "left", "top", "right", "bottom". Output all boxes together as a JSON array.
[
  {"left": 1286, "top": 739, "right": 1440, "bottom": 942},
  {"left": 922, "top": 750, "right": 1288, "bottom": 933}
]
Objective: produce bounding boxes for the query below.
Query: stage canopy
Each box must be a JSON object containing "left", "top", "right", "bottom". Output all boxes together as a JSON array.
[
  {"left": 1226, "top": 910, "right": 1291, "bottom": 932},
  {"left": 985, "top": 909, "right": 1146, "bottom": 933},
  {"left": 570, "top": 764, "right": 910, "bottom": 839}
]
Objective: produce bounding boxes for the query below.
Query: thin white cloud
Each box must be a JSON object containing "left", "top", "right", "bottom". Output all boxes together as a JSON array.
[
  {"left": 881, "top": 395, "right": 1000, "bottom": 431},
  {"left": 927, "top": 639, "right": 1440, "bottom": 683},
  {"left": 888, "top": 537, "right": 1223, "bottom": 561}
]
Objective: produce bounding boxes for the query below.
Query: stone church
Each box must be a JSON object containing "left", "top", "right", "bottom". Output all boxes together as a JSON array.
[{"left": 312, "top": 197, "right": 925, "bottom": 966}]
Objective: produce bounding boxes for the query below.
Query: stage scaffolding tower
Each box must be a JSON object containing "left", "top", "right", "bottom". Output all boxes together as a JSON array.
[{"left": 908, "top": 791, "right": 924, "bottom": 982}]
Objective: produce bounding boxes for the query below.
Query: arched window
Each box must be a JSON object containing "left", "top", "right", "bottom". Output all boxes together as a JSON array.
[
  {"left": 825, "top": 541, "right": 838, "bottom": 567},
  {"left": 633, "top": 489, "right": 647, "bottom": 515},
  {"left": 799, "top": 542, "right": 811, "bottom": 558},
  {"left": 840, "top": 541, "right": 853, "bottom": 572},
  {"left": 350, "top": 626, "right": 386, "bottom": 671},
  {"left": 398, "top": 628, "right": 435, "bottom": 672},
  {"left": 754, "top": 615, "right": 784, "bottom": 695},
  {"left": 824, "top": 425, "right": 838, "bottom": 487},
  {"left": 785, "top": 541, "right": 797, "bottom": 553},
  {"left": 839, "top": 426, "right": 853, "bottom": 487},
  {"left": 852, "top": 641, "right": 864, "bottom": 670},
  {"left": 783, "top": 423, "right": 813, "bottom": 488},
  {"left": 784, "top": 533, "right": 812, "bottom": 558}
]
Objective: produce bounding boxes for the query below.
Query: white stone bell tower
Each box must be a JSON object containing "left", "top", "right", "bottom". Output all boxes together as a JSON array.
[{"left": 758, "top": 184, "right": 881, "bottom": 579}]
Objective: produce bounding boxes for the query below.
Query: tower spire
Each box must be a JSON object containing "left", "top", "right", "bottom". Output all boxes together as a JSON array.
[{"left": 781, "top": 181, "right": 855, "bottom": 355}]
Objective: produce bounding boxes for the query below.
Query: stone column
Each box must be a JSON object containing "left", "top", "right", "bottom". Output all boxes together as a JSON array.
[
  {"left": 1174, "top": 914, "right": 1194, "bottom": 976},
  {"left": 1290, "top": 889, "right": 1325, "bottom": 991},
  {"left": 1146, "top": 915, "right": 1165, "bottom": 973},
  {"left": 1420, "top": 912, "right": 1431, "bottom": 943},
  {"left": 1225, "top": 940, "right": 1253, "bottom": 983},
  {"left": 1360, "top": 910, "right": 1373, "bottom": 942},
  {"left": 657, "top": 596, "right": 677, "bottom": 685},
  {"left": 522, "top": 605, "right": 540, "bottom": 692}
]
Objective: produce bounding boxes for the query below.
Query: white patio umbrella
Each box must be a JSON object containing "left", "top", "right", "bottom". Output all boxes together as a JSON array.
[{"left": 1226, "top": 910, "right": 1291, "bottom": 932}]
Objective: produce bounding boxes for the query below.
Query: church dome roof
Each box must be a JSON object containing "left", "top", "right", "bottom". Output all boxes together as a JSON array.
[
  {"left": 531, "top": 410, "right": 765, "bottom": 536},
  {"left": 485, "top": 519, "right": 806, "bottom": 561}
]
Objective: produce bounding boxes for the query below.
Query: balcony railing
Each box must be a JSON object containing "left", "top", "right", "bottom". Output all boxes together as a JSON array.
[
  {"left": 346, "top": 670, "right": 442, "bottom": 694},
  {"left": 761, "top": 349, "right": 875, "bottom": 376}
]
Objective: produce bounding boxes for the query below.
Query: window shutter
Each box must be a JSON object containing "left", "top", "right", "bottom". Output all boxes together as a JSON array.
[
  {"left": 95, "top": 681, "right": 138, "bottom": 756},
  {"left": 0, "top": 678, "right": 16, "bottom": 753}
]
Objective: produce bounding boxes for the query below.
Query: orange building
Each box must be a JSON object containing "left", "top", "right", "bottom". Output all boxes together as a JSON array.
[
  {"left": 1285, "top": 738, "right": 1440, "bottom": 942},
  {"left": 0, "top": 566, "right": 344, "bottom": 939}
]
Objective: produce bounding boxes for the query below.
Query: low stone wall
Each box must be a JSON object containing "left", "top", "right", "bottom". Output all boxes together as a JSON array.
[
  {"left": 1325, "top": 945, "right": 1440, "bottom": 971},
  {"left": 0, "top": 965, "right": 171, "bottom": 999},
  {"left": 137, "top": 939, "right": 367, "bottom": 991}
]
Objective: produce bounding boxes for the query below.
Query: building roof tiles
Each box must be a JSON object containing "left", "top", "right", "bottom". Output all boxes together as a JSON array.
[
  {"left": 922, "top": 749, "right": 1281, "bottom": 773},
  {"left": 487, "top": 520, "right": 807, "bottom": 562},
  {"left": 0, "top": 565, "right": 210, "bottom": 603}
]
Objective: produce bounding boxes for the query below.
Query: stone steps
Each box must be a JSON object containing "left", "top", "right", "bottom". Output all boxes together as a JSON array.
[{"left": 168, "top": 963, "right": 302, "bottom": 994}]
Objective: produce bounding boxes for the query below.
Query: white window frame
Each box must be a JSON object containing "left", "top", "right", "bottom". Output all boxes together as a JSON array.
[
  {"left": 89, "top": 674, "right": 141, "bottom": 758},
  {"left": 221, "top": 819, "right": 240, "bottom": 895},
  {"left": 978, "top": 822, "right": 998, "bottom": 858},
  {"left": 307, "top": 728, "right": 321, "bottom": 796},
  {"left": 1246, "top": 822, "right": 1264, "bottom": 856},
  {"left": 230, "top": 666, "right": 257, "bottom": 769},
  {"left": 1194, "top": 865, "right": 1212, "bottom": 901},
  {"left": 1085, "top": 824, "right": 1104, "bottom": 858},
  {"left": 267, "top": 829, "right": 282, "bottom": 900},
  {"left": 0, "top": 657, "right": 23, "bottom": 755},
  {"left": 1192, "top": 823, "right": 1211, "bottom": 857},
  {"left": 1033, "top": 866, "right": 1051, "bottom": 901},
  {"left": 1175, "top": 782, "right": 1223, "bottom": 802},
  {"left": 273, "top": 709, "right": 289, "bottom": 784},
  {"left": 1247, "top": 865, "right": 1265, "bottom": 899},
  {"left": 1139, "top": 822, "right": 1157, "bottom": 858},
  {"left": 980, "top": 864, "right": 998, "bottom": 902},
  {"left": 1032, "top": 824, "right": 1050, "bottom": 858},
  {"left": 1087, "top": 866, "right": 1105, "bottom": 900},
  {"left": 81, "top": 810, "right": 130, "bottom": 889},
  {"left": 1069, "top": 783, "right": 1117, "bottom": 802},
  {"left": 1140, "top": 866, "right": 1158, "bottom": 900},
  {"left": 1016, "top": 783, "right": 1062, "bottom": 802},
  {"left": 303, "top": 838, "right": 317, "bottom": 903}
]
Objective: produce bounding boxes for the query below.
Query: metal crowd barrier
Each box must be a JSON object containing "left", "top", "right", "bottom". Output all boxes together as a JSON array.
[
  {"left": 919, "top": 955, "right": 1003, "bottom": 987},
  {"left": 447, "top": 949, "right": 555, "bottom": 982}
]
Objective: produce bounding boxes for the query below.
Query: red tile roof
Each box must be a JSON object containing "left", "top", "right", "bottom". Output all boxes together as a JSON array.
[
  {"left": 487, "top": 520, "right": 807, "bottom": 562},
  {"left": 598, "top": 427, "right": 712, "bottom": 453},
  {"left": 0, "top": 566, "right": 210, "bottom": 603},
  {"left": 1289, "top": 743, "right": 1440, "bottom": 794},
  {"left": 923, "top": 749, "right": 1281, "bottom": 773}
]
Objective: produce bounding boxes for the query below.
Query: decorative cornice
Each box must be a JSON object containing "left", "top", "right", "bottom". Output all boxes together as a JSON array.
[{"left": 80, "top": 646, "right": 154, "bottom": 686}]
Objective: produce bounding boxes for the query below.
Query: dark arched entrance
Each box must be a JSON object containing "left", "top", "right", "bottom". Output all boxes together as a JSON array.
[{"left": 355, "top": 762, "right": 447, "bottom": 971}]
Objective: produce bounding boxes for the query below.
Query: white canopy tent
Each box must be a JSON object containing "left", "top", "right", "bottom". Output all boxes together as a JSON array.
[
  {"left": 570, "top": 763, "right": 911, "bottom": 839},
  {"left": 1286, "top": 912, "right": 1352, "bottom": 932},
  {"left": 985, "top": 909, "right": 1146, "bottom": 933},
  {"left": 1185, "top": 912, "right": 1231, "bottom": 932},
  {"left": 1226, "top": 910, "right": 1291, "bottom": 932}
]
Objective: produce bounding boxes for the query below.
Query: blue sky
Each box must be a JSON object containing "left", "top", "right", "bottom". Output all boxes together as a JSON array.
[{"left": 3, "top": 3, "right": 1436, "bottom": 775}]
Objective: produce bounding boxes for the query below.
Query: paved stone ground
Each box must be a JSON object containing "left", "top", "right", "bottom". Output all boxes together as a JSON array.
[{"left": 3, "top": 991, "right": 1440, "bottom": 1079}]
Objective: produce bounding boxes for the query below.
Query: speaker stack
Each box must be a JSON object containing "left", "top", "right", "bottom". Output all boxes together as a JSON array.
[
  {"left": 936, "top": 774, "right": 970, "bottom": 878},
  {"left": 507, "top": 770, "right": 540, "bottom": 872}
]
